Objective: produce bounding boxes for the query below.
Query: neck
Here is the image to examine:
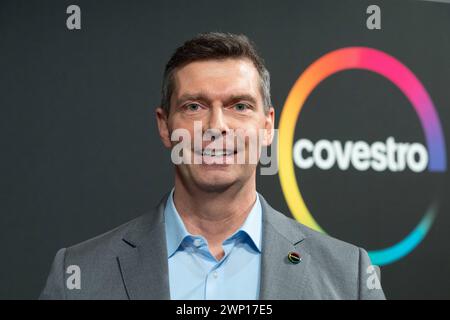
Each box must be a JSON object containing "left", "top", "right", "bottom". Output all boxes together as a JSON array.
[{"left": 172, "top": 172, "right": 257, "bottom": 260}]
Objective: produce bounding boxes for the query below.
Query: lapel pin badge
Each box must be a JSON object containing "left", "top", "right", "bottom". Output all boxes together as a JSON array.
[{"left": 288, "top": 251, "right": 301, "bottom": 264}]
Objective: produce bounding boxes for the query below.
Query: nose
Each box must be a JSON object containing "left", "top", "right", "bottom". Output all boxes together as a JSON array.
[{"left": 206, "top": 106, "right": 229, "bottom": 137}]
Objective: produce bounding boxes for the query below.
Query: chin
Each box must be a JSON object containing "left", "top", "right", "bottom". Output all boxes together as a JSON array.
[{"left": 192, "top": 172, "right": 238, "bottom": 193}]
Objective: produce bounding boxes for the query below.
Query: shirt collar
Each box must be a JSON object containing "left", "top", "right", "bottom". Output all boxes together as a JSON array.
[{"left": 163, "top": 188, "right": 262, "bottom": 257}]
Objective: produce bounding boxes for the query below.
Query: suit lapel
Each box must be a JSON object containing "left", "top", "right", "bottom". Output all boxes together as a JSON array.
[
  {"left": 258, "top": 194, "right": 311, "bottom": 300},
  {"left": 117, "top": 193, "right": 171, "bottom": 300}
]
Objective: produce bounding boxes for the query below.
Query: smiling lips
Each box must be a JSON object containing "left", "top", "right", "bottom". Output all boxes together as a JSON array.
[{"left": 195, "top": 149, "right": 237, "bottom": 157}]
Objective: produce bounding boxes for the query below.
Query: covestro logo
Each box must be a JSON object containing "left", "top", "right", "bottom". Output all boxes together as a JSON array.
[
  {"left": 293, "top": 136, "right": 428, "bottom": 172},
  {"left": 278, "top": 47, "right": 446, "bottom": 266}
]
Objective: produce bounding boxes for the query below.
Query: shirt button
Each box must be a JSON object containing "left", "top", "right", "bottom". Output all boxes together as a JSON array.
[
  {"left": 193, "top": 238, "right": 202, "bottom": 247},
  {"left": 212, "top": 271, "right": 218, "bottom": 278}
]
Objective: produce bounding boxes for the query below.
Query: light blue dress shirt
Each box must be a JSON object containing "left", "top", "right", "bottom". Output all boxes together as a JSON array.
[{"left": 164, "top": 189, "right": 262, "bottom": 300}]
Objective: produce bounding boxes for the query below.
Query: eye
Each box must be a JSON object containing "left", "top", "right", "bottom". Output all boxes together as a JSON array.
[
  {"left": 233, "top": 103, "right": 249, "bottom": 112},
  {"left": 185, "top": 103, "right": 201, "bottom": 112}
]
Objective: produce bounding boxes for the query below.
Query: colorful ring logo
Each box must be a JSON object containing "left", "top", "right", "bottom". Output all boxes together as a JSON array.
[{"left": 278, "top": 47, "right": 446, "bottom": 266}]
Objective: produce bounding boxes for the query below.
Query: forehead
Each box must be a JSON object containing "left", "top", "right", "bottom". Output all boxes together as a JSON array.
[{"left": 172, "top": 58, "right": 261, "bottom": 100}]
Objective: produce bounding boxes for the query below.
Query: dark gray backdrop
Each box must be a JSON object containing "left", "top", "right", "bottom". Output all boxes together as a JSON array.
[{"left": 1, "top": 0, "right": 449, "bottom": 299}]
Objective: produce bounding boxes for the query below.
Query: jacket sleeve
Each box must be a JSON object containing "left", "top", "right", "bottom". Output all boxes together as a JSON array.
[
  {"left": 39, "top": 248, "right": 67, "bottom": 300},
  {"left": 358, "top": 247, "right": 386, "bottom": 300}
]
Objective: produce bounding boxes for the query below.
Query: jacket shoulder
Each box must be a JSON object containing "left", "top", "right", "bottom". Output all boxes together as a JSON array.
[
  {"left": 269, "top": 207, "right": 361, "bottom": 256},
  {"left": 270, "top": 209, "right": 363, "bottom": 275},
  {"left": 66, "top": 213, "right": 146, "bottom": 260},
  {"left": 40, "top": 212, "right": 156, "bottom": 300}
]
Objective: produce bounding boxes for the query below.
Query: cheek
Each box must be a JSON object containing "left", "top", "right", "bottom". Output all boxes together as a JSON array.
[
  {"left": 233, "top": 118, "right": 266, "bottom": 139},
  {"left": 167, "top": 119, "right": 195, "bottom": 148},
  {"left": 233, "top": 127, "right": 260, "bottom": 151},
  {"left": 169, "top": 115, "right": 198, "bottom": 133}
]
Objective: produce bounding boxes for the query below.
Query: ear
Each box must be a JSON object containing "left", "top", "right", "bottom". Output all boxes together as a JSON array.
[
  {"left": 156, "top": 107, "right": 172, "bottom": 149},
  {"left": 262, "top": 107, "right": 275, "bottom": 146}
]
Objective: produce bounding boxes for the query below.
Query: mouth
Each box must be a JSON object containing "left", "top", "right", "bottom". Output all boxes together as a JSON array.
[
  {"left": 192, "top": 148, "right": 240, "bottom": 165},
  {"left": 194, "top": 149, "right": 238, "bottom": 157}
]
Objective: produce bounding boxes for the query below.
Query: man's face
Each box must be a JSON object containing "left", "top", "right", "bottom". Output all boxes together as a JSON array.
[{"left": 156, "top": 58, "right": 274, "bottom": 192}]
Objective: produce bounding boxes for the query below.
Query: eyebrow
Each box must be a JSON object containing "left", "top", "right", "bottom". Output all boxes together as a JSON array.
[{"left": 176, "top": 92, "right": 258, "bottom": 106}]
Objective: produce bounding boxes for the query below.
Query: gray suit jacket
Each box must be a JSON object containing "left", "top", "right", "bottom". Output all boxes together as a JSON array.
[{"left": 40, "top": 192, "right": 386, "bottom": 299}]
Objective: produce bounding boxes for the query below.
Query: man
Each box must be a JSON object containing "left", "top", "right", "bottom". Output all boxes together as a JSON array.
[{"left": 40, "top": 32, "right": 385, "bottom": 300}]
